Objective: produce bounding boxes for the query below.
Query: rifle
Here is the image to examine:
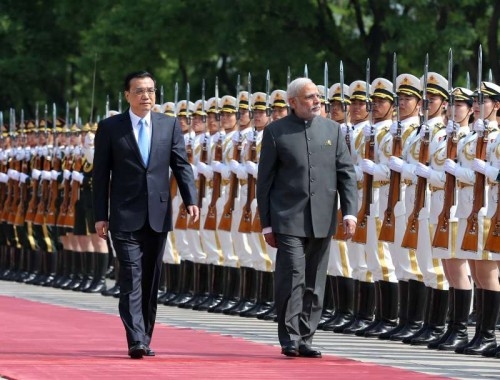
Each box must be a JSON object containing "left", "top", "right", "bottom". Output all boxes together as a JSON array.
[
  {"left": 174, "top": 83, "right": 191, "bottom": 230},
  {"left": 239, "top": 72, "right": 255, "bottom": 233},
  {"left": 239, "top": 130, "right": 257, "bottom": 233},
  {"left": 4, "top": 109, "right": 18, "bottom": 223},
  {"left": 461, "top": 45, "right": 486, "bottom": 252},
  {"left": 352, "top": 59, "right": 373, "bottom": 244},
  {"left": 25, "top": 108, "right": 41, "bottom": 223},
  {"left": 484, "top": 184, "right": 500, "bottom": 252},
  {"left": 204, "top": 77, "right": 222, "bottom": 231},
  {"left": 64, "top": 154, "right": 82, "bottom": 228},
  {"left": 402, "top": 54, "right": 430, "bottom": 250},
  {"left": 14, "top": 113, "right": 28, "bottom": 226},
  {"left": 333, "top": 61, "right": 349, "bottom": 240},
  {"left": 433, "top": 49, "right": 456, "bottom": 249},
  {"left": 379, "top": 53, "right": 401, "bottom": 243},
  {"left": 46, "top": 104, "right": 60, "bottom": 226},
  {"left": 187, "top": 135, "right": 207, "bottom": 230},
  {"left": 7, "top": 157, "right": 21, "bottom": 224},
  {"left": 219, "top": 75, "right": 241, "bottom": 232},
  {"left": 56, "top": 153, "right": 73, "bottom": 227}
]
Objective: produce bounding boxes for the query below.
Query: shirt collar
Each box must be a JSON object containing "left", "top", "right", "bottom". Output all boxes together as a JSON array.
[{"left": 129, "top": 110, "right": 152, "bottom": 128}]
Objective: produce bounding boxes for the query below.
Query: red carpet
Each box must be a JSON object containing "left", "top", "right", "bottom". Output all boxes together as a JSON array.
[{"left": 0, "top": 296, "right": 449, "bottom": 379}]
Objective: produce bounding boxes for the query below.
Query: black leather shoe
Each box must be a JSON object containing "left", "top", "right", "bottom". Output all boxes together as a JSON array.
[
  {"left": 298, "top": 344, "right": 322, "bottom": 358},
  {"left": 128, "top": 342, "right": 147, "bottom": 359},
  {"left": 281, "top": 343, "right": 298, "bottom": 357},
  {"left": 145, "top": 347, "right": 155, "bottom": 357}
]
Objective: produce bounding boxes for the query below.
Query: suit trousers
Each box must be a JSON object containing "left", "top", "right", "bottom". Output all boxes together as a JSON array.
[
  {"left": 275, "top": 233, "right": 331, "bottom": 347},
  {"left": 111, "top": 223, "right": 168, "bottom": 347}
]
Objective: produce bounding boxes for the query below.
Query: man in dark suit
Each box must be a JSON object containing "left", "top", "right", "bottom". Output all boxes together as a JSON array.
[
  {"left": 93, "top": 71, "right": 198, "bottom": 359},
  {"left": 256, "top": 77, "right": 357, "bottom": 358}
]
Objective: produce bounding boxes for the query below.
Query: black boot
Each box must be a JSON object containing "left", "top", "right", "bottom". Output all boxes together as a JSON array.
[
  {"left": 403, "top": 286, "right": 432, "bottom": 344},
  {"left": 156, "top": 262, "right": 168, "bottom": 302},
  {"left": 179, "top": 263, "right": 208, "bottom": 309},
  {"left": 343, "top": 281, "right": 375, "bottom": 334},
  {"left": 194, "top": 264, "right": 224, "bottom": 311},
  {"left": 84, "top": 253, "right": 107, "bottom": 293},
  {"left": 438, "top": 288, "right": 471, "bottom": 351},
  {"left": 258, "top": 272, "right": 276, "bottom": 320},
  {"left": 456, "top": 288, "right": 483, "bottom": 354},
  {"left": 64, "top": 251, "right": 84, "bottom": 290},
  {"left": 468, "top": 281, "right": 478, "bottom": 326},
  {"left": 335, "top": 279, "right": 360, "bottom": 333},
  {"left": 31, "top": 250, "right": 49, "bottom": 285},
  {"left": 428, "top": 287, "right": 455, "bottom": 349},
  {"left": 225, "top": 267, "right": 257, "bottom": 315},
  {"left": 14, "top": 249, "right": 28, "bottom": 282},
  {"left": 53, "top": 250, "right": 68, "bottom": 288},
  {"left": 411, "top": 288, "right": 449, "bottom": 345},
  {"left": 363, "top": 281, "right": 398, "bottom": 338},
  {"left": 105, "top": 251, "right": 114, "bottom": 279},
  {"left": 390, "top": 279, "right": 426, "bottom": 341},
  {"left": 318, "top": 275, "right": 335, "bottom": 326},
  {"left": 380, "top": 280, "right": 408, "bottom": 340},
  {"left": 75, "top": 252, "right": 94, "bottom": 291},
  {"left": 59, "top": 251, "right": 76, "bottom": 289},
  {"left": 166, "top": 260, "right": 194, "bottom": 306},
  {"left": 22, "top": 250, "right": 37, "bottom": 283},
  {"left": 321, "top": 276, "right": 354, "bottom": 331},
  {"left": 40, "top": 251, "right": 57, "bottom": 286},
  {"left": 319, "top": 275, "right": 337, "bottom": 328},
  {"left": 463, "top": 289, "right": 499, "bottom": 355},
  {"left": 241, "top": 271, "right": 273, "bottom": 318},
  {"left": 25, "top": 250, "right": 43, "bottom": 284},
  {"left": 102, "top": 258, "right": 120, "bottom": 297},
  {"left": 209, "top": 266, "right": 240, "bottom": 313}
]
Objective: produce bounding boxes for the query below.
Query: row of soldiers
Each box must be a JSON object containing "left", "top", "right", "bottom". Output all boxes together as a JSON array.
[
  {"left": 1, "top": 64, "right": 499, "bottom": 360},
  {"left": 0, "top": 118, "right": 109, "bottom": 295}
]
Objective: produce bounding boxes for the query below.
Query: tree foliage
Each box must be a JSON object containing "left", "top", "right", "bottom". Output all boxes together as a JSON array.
[{"left": 0, "top": 0, "right": 498, "bottom": 122}]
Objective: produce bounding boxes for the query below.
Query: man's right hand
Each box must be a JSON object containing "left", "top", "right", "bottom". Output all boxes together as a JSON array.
[{"left": 95, "top": 221, "right": 109, "bottom": 240}]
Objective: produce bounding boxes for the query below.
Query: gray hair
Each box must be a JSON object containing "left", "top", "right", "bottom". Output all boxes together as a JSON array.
[{"left": 287, "top": 77, "right": 315, "bottom": 100}]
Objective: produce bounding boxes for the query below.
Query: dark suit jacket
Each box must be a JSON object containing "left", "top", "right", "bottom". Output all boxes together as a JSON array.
[
  {"left": 256, "top": 112, "right": 357, "bottom": 238},
  {"left": 92, "top": 110, "right": 196, "bottom": 233}
]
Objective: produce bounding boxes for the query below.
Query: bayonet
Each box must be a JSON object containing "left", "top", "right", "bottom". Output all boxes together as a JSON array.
[
  {"left": 487, "top": 68, "right": 493, "bottom": 82},
  {"left": 466, "top": 72, "right": 470, "bottom": 90},
  {"left": 265, "top": 69, "right": 271, "bottom": 116},
  {"left": 186, "top": 82, "right": 191, "bottom": 125},
  {"left": 174, "top": 82, "right": 179, "bottom": 117},
  {"left": 286, "top": 66, "right": 291, "bottom": 88},
  {"left": 324, "top": 61, "right": 330, "bottom": 114},
  {"left": 340, "top": 60, "right": 348, "bottom": 126},
  {"left": 105, "top": 95, "right": 110, "bottom": 118},
  {"left": 393, "top": 53, "right": 400, "bottom": 125},
  {"left": 75, "top": 101, "right": 80, "bottom": 128},
  {"left": 422, "top": 54, "right": 429, "bottom": 126},
  {"left": 35, "top": 102, "right": 39, "bottom": 132},
  {"left": 160, "top": 85, "right": 164, "bottom": 105},
  {"left": 44, "top": 105, "right": 48, "bottom": 136},
  {"left": 366, "top": 58, "right": 373, "bottom": 127},
  {"left": 248, "top": 72, "right": 253, "bottom": 120},
  {"left": 448, "top": 48, "right": 456, "bottom": 134},
  {"left": 118, "top": 92, "right": 122, "bottom": 113},
  {"left": 65, "top": 101, "right": 70, "bottom": 128},
  {"left": 201, "top": 78, "right": 206, "bottom": 122},
  {"left": 235, "top": 74, "right": 241, "bottom": 121},
  {"left": 215, "top": 76, "right": 220, "bottom": 124},
  {"left": 477, "top": 45, "right": 484, "bottom": 122},
  {"left": 304, "top": 64, "right": 308, "bottom": 78}
]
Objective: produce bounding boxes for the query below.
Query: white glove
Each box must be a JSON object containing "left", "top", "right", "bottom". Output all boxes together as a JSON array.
[
  {"left": 31, "top": 169, "right": 42, "bottom": 180},
  {"left": 360, "top": 159, "right": 375, "bottom": 175},
  {"left": 41, "top": 170, "right": 52, "bottom": 181},
  {"left": 15, "top": 150, "right": 25, "bottom": 161},
  {"left": 388, "top": 156, "right": 404, "bottom": 173},
  {"left": 446, "top": 120, "right": 457, "bottom": 135},
  {"left": 389, "top": 121, "right": 400, "bottom": 136},
  {"left": 232, "top": 132, "right": 241, "bottom": 143},
  {"left": 211, "top": 160, "right": 222, "bottom": 172},
  {"left": 190, "top": 164, "right": 198, "bottom": 179},
  {"left": 229, "top": 159, "right": 240, "bottom": 174},
  {"left": 82, "top": 146, "right": 94, "bottom": 165},
  {"left": 484, "top": 165, "right": 500, "bottom": 182},
  {"left": 362, "top": 124, "right": 373, "bottom": 137},
  {"left": 8, "top": 169, "right": 20, "bottom": 181},
  {"left": 196, "top": 162, "right": 213, "bottom": 179},
  {"left": 50, "top": 170, "right": 60, "bottom": 181},
  {"left": 246, "top": 131, "right": 256, "bottom": 143},
  {"left": 473, "top": 119, "right": 485, "bottom": 133},
  {"left": 40, "top": 146, "right": 49, "bottom": 157},
  {"left": 63, "top": 169, "right": 72, "bottom": 180},
  {"left": 64, "top": 146, "right": 72, "bottom": 156},
  {"left": 9, "top": 149, "right": 16, "bottom": 158},
  {"left": 415, "top": 162, "right": 431, "bottom": 179},
  {"left": 0, "top": 173, "right": 8, "bottom": 183},
  {"left": 419, "top": 124, "right": 429, "bottom": 138},
  {"left": 443, "top": 159, "right": 457, "bottom": 175},
  {"left": 245, "top": 161, "right": 258, "bottom": 177},
  {"left": 472, "top": 158, "right": 486, "bottom": 174},
  {"left": 73, "top": 146, "right": 82, "bottom": 156},
  {"left": 19, "top": 173, "right": 29, "bottom": 183},
  {"left": 71, "top": 171, "right": 84, "bottom": 183},
  {"left": 212, "top": 161, "right": 230, "bottom": 179},
  {"left": 340, "top": 123, "right": 349, "bottom": 136},
  {"left": 236, "top": 165, "right": 247, "bottom": 180}
]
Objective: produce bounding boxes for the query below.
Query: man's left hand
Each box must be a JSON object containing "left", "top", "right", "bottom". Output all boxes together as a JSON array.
[
  {"left": 264, "top": 232, "right": 277, "bottom": 248},
  {"left": 187, "top": 205, "right": 199, "bottom": 222},
  {"left": 344, "top": 219, "right": 356, "bottom": 240}
]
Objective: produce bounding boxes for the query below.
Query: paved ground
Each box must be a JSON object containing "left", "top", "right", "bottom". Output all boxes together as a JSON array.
[{"left": 1, "top": 280, "right": 499, "bottom": 379}]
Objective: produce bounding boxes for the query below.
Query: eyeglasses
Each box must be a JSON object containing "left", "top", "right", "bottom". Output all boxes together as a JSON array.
[{"left": 130, "top": 88, "right": 156, "bottom": 96}]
